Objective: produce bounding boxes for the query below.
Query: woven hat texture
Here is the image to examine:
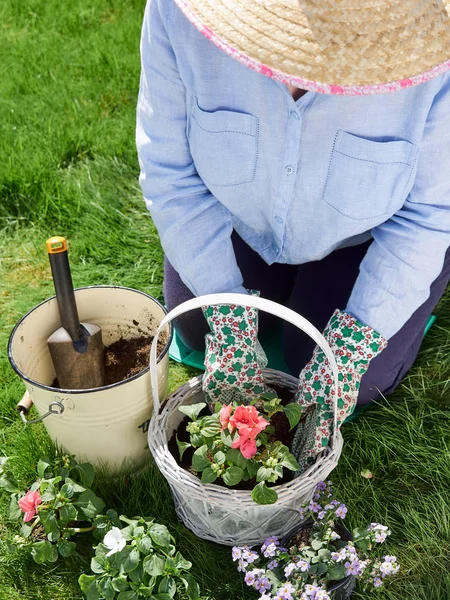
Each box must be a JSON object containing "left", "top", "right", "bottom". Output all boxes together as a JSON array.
[{"left": 173, "top": 0, "right": 450, "bottom": 95}]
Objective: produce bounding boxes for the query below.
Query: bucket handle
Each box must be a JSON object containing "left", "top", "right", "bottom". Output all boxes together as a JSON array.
[
  {"left": 17, "top": 391, "right": 65, "bottom": 425},
  {"left": 150, "top": 293, "right": 340, "bottom": 441}
]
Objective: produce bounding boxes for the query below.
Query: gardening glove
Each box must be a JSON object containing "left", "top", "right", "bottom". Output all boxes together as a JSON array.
[
  {"left": 291, "top": 309, "right": 388, "bottom": 472},
  {"left": 202, "top": 301, "right": 269, "bottom": 408}
]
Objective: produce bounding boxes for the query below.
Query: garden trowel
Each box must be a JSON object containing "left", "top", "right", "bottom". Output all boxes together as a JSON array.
[{"left": 46, "top": 236, "right": 105, "bottom": 389}]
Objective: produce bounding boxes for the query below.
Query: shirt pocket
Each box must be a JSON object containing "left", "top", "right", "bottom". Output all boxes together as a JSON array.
[
  {"left": 188, "top": 98, "right": 259, "bottom": 187},
  {"left": 323, "top": 129, "right": 419, "bottom": 221}
]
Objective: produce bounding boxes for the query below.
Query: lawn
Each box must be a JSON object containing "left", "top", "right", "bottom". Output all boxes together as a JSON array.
[{"left": 1, "top": 1, "right": 450, "bottom": 598}]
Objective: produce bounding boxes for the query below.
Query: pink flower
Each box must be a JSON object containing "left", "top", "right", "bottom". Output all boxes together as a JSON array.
[
  {"left": 219, "top": 404, "right": 233, "bottom": 431},
  {"left": 232, "top": 427, "right": 258, "bottom": 459},
  {"left": 18, "top": 490, "right": 42, "bottom": 522},
  {"left": 229, "top": 406, "right": 269, "bottom": 436}
]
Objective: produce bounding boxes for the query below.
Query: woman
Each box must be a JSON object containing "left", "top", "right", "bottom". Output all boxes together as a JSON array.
[{"left": 136, "top": 0, "right": 450, "bottom": 465}]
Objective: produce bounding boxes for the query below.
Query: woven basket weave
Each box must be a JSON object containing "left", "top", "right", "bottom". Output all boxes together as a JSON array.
[{"left": 148, "top": 294, "right": 344, "bottom": 546}]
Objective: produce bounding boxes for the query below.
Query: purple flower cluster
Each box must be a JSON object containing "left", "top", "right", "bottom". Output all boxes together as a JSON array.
[
  {"left": 231, "top": 545, "right": 259, "bottom": 572},
  {"left": 244, "top": 568, "right": 271, "bottom": 593},
  {"left": 299, "top": 584, "right": 331, "bottom": 600},
  {"left": 367, "top": 523, "right": 391, "bottom": 544}
]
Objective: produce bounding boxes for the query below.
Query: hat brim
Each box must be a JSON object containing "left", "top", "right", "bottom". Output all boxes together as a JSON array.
[{"left": 173, "top": 0, "right": 450, "bottom": 95}]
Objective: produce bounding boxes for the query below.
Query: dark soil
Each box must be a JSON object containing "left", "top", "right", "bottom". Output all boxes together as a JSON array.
[
  {"left": 51, "top": 335, "right": 166, "bottom": 388},
  {"left": 168, "top": 386, "right": 298, "bottom": 490}
]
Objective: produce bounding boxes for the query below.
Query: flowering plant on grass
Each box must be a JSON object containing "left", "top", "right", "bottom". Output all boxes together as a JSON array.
[
  {"left": 232, "top": 481, "right": 400, "bottom": 599},
  {"left": 0, "top": 454, "right": 114, "bottom": 564},
  {"left": 177, "top": 394, "right": 302, "bottom": 504},
  {"left": 79, "top": 516, "right": 200, "bottom": 600}
]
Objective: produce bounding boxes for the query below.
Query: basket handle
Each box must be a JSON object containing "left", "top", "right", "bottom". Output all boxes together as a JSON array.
[{"left": 150, "top": 293, "right": 340, "bottom": 440}]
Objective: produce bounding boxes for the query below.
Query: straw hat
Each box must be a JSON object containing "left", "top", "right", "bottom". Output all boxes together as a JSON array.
[{"left": 173, "top": 0, "right": 450, "bottom": 95}]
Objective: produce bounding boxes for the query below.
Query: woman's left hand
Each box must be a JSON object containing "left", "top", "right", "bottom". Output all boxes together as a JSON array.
[{"left": 292, "top": 310, "right": 388, "bottom": 471}]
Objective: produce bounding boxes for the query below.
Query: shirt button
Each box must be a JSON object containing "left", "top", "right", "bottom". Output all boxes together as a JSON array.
[
  {"left": 274, "top": 216, "right": 283, "bottom": 225},
  {"left": 285, "top": 165, "right": 294, "bottom": 175},
  {"left": 273, "top": 245, "right": 279, "bottom": 254},
  {"left": 290, "top": 111, "right": 299, "bottom": 120}
]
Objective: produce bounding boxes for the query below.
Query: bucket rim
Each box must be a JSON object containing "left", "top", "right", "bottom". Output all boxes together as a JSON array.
[{"left": 7, "top": 285, "right": 173, "bottom": 395}]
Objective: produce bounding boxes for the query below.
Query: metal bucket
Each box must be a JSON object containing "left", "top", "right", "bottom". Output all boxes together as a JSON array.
[{"left": 8, "top": 286, "right": 172, "bottom": 470}]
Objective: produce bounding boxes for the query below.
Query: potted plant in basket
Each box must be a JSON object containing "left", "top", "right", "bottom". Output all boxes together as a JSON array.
[
  {"left": 232, "top": 481, "right": 400, "bottom": 599},
  {"left": 175, "top": 393, "right": 302, "bottom": 504}
]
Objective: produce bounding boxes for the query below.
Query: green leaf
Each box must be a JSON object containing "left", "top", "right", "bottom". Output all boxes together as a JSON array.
[
  {"left": 86, "top": 580, "right": 101, "bottom": 600},
  {"left": 178, "top": 403, "right": 206, "bottom": 421},
  {"left": 79, "top": 574, "right": 97, "bottom": 593},
  {"left": 143, "top": 553, "right": 166, "bottom": 576},
  {"left": 123, "top": 548, "right": 140, "bottom": 573},
  {"left": 128, "top": 563, "right": 144, "bottom": 583},
  {"left": 60, "top": 482, "right": 74, "bottom": 499},
  {"left": 65, "top": 477, "right": 86, "bottom": 493},
  {"left": 214, "top": 450, "right": 226, "bottom": 465},
  {"left": 8, "top": 496, "right": 21, "bottom": 521},
  {"left": 220, "top": 430, "right": 233, "bottom": 447},
  {"left": 256, "top": 466, "right": 273, "bottom": 482},
  {"left": 328, "top": 563, "right": 347, "bottom": 580},
  {"left": 74, "top": 463, "right": 95, "bottom": 488},
  {"left": 30, "top": 540, "right": 58, "bottom": 564},
  {"left": 91, "top": 555, "right": 107, "bottom": 574},
  {"left": 201, "top": 467, "right": 217, "bottom": 484},
  {"left": 37, "top": 459, "right": 51, "bottom": 479},
  {"left": 200, "top": 415, "right": 221, "bottom": 437},
  {"left": 251, "top": 482, "right": 278, "bottom": 505},
  {"left": 152, "top": 595, "right": 172, "bottom": 600},
  {"left": 40, "top": 511, "right": 60, "bottom": 542},
  {"left": 0, "top": 471, "right": 20, "bottom": 493},
  {"left": 174, "top": 552, "right": 192, "bottom": 571},
  {"left": 246, "top": 460, "right": 259, "bottom": 479},
  {"left": 225, "top": 448, "right": 249, "bottom": 470},
  {"left": 58, "top": 540, "right": 76, "bottom": 557},
  {"left": 158, "top": 577, "right": 176, "bottom": 598},
  {"left": 149, "top": 523, "right": 171, "bottom": 548},
  {"left": 40, "top": 483, "right": 57, "bottom": 502},
  {"left": 181, "top": 573, "right": 200, "bottom": 600},
  {"left": 280, "top": 452, "right": 300, "bottom": 472},
  {"left": 283, "top": 403, "right": 303, "bottom": 430},
  {"left": 99, "top": 578, "right": 116, "bottom": 600},
  {"left": 137, "top": 535, "right": 153, "bottom": 554},
  {"left": 192, "top": 446, "right": 211, "bottom": 472},
  {"left": 21, "top": 523, "right": 33, "bottom": 538},
  {"left": 176, "top": 436, "right": 191, "bottom": 461},
  {"left": 76, "top": 489, "right": 106, "bottom": 519},
  {"left": 117, "top": 591, "right": 138, "bottom": 600},
  {"left": 315, "top": 562, "right": 328, "bottom": 575},
  {"left": 112, "top": 575, "right": 130, "bottom": 592},
  {"left": 311, "top": 539, "right": 323, "bottom": 550},
  {"left": 60, "top": 503, "right": 78, "bottom": 522},
  {"left": 222, "top": 466, "right": 244, "bottom": 487}
]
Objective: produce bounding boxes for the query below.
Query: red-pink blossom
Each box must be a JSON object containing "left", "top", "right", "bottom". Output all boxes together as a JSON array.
[
  {"left": 232, "top": 427, "right": 258, "bottom": 459},
  {"left": 229, "top": 405, "right": 269, "bottom": 436},
  {"left": 18, "top": 490, "right": 42, "bottom": 522},
  {"left": 219, "top": 404, "right": 233, "bottom": 431}
]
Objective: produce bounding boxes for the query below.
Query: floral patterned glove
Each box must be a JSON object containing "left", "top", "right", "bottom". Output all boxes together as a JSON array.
[
  {"left": 202, "top": 302, "right": 269, "bottom": 408},
  {"left": 292, "top": 310, "right": 388, "bottom": 472}
]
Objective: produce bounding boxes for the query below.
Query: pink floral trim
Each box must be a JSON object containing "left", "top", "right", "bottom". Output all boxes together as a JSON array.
[{"left": 173, "top": 0, "right": 450, "bottom": 96}]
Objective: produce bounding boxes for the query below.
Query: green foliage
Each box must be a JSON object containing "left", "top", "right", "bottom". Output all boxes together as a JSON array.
[
  {"left": 79, "top": 517, "right": 200, "bottom": 600},
  {"left": 0, "top": 454, "right": 109, "bottom": 563}
]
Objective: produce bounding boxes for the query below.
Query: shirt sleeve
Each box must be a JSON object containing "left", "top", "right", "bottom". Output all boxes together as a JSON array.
[
  {"left": 136, "top": 0, "right": 247, "bottom": 297},
  {"left": 346, "top": 73, "right": 450, "bottom": 339}
]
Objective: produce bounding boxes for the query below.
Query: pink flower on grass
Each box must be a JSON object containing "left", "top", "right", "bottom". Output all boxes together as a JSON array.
[
  {"left": 219, "top": 404, "right": 233, "bottom": 430},
  {"left": 232, "top": 427, "right": 258, "bottom": 459},
  {"left": 229, "top": 405, "right": 269, "bottom": 435},
  {"left": 18, "top": 490, "right": 42, "bottom": 522}
]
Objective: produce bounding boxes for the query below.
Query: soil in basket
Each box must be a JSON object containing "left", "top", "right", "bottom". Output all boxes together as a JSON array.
[
  {"left": 51, "top": 335, "right": 165, "bottom": 388},
  {"left": 168, "top": 388, "right": 297, "bottom": 490}
]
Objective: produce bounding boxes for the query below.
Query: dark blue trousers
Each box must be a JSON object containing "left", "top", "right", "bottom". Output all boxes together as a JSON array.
[{"left": 163, "top": 232, "right": 450, "bottom": 406}]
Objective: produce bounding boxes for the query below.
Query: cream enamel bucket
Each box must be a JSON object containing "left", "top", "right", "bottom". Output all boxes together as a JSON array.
[{"left": 8, "top": 286, "right": 172, "bottom": 470}]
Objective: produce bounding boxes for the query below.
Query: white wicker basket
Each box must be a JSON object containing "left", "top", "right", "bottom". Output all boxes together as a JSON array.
[{"left": 148, "top": 294, "right": 343, "bottom": 546}]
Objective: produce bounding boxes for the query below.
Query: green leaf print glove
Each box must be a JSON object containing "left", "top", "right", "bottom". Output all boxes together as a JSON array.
[
  {"left": 202, "top": 302, "right": 269, "bottom": 408},
  {"left": 291, "top": 309, "right": 388, "bottom": 472}
]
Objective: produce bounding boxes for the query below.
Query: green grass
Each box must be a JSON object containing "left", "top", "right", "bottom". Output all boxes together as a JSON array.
[{"left": 1, "top": 0, "right": 449, "bottom": 598}]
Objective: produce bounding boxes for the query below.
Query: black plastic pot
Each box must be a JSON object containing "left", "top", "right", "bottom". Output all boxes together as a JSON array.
[{"left": 281, "top": 519, "right": 356, "bottom": 600}]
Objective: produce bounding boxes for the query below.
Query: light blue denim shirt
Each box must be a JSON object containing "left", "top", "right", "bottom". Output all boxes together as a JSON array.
[{"left": 136, "top": 0, "right": 450, "bottom": 339}]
